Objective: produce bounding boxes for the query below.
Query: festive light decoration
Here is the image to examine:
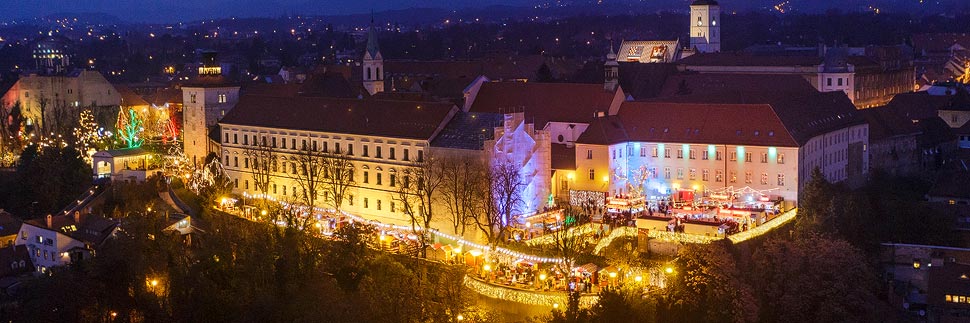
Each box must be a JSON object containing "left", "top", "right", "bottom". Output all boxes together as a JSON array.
[
  {"left": 116, "top": 108, "right": 144, "bottom": 148},
  {"left": 72, "top": 109, "right": 105, "bottom": 161},
  {"left": 728, "top": 208, "right": 797, "bottom": 243},
  {"left": 525, "top": 223, "right": 596, "bottom": 246},
  {"left": 463, "top": 276, "right": 598, "bottom": 308},
  {"left": 592, "top": 227, "right": 638, "bottom": 254}
]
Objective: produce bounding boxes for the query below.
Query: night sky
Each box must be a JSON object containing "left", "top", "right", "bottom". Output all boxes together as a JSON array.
[{"left": 1, "top": 0, "right": 967, "bottom": 23}]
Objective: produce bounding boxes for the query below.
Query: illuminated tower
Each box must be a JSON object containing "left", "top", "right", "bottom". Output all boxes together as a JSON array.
[
  {"left": 604, "top": 43, "right": 619, "bottom": 91},
  {"left": 362, "top": 18, "right": 384, "bottom": 95},
  {"left": 182, "top": 51, "right": 240, "bottom": 166},
  {"left": 689, "top": 0, "right": 721, "bottom": 53}
]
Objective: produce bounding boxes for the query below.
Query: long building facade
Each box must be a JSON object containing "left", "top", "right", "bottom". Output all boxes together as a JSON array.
[{"left": 218, "top": 95, "right": 455, "bottom": 223}]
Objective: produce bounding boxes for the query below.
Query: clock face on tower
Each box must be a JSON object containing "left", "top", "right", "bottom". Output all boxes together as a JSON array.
[{"left": 697, "top": 17, "right": 703, "bottom": 26}]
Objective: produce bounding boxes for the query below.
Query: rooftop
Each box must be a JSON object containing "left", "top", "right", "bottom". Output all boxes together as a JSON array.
[
  {"left": 578, "top": 102, "right": 799, "bottom": 147},
  {"left": 24, "top": 213, "right": 118, "bottom": 246},
  {"left": 220, "top": 96, "right": 456, "bottom": 140},
  {"left": 468, "top": 82, "right": 617, "bottom": 126}
]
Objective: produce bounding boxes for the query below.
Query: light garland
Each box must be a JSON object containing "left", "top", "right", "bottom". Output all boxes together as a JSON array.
[
  {"left": 525, "top": 223, "right": 596, "bottom": 246},
  {"left": 647, "top": 230, "right": 721, "bottom": 244},
  {"left": 463, "top": 276, "right": 599, "bottom": 308},
  {"left": 728, "top": 208, "right": 797, "bottom": 243},
  {"left": 592, "top": 226, "right": 637, "bottom": 254}
]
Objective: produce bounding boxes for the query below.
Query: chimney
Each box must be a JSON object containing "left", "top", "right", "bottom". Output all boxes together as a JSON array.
[
  {"left": 74, "top": 211, "right": 81, "bottom": 223},
  {"left": 45, "top": 214, "right": 52, "bottom": 228}
]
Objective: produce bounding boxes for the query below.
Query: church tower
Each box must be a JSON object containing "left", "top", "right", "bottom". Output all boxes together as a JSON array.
[
  {"left": 689, "top": 0, "right": 721, "bottom": 53},
  {"left": 362, "top": 17, "right": 384, "bottom": 95},
  {"left": 604, "top": 43, "right": 619, "bottom": 91}
]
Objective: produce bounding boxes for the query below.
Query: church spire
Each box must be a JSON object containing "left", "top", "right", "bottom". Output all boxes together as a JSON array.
[{"left": 366, "top": 12, "right": 381, "bottom": 59}]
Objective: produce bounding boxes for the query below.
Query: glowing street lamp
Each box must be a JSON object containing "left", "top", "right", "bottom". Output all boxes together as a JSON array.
[
  {"left": 665, "top": 266, "right": 675, "bottom": 274},
  {"left": 634, "top": 275, "right": 643, "bottom": 283}
]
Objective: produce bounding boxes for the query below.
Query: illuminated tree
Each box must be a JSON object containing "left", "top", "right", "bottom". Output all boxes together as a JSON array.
[
  {"left": 116, "top": 108, "right": 144, "bottom": 148},
  {"left": 393, "top": 151, "right": 445, "bottom": 258},
  {"left": 72, "top": 108, "right": 106, "bottom": 161}
]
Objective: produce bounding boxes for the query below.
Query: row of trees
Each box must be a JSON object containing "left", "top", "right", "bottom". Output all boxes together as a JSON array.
[{"left": 240, "top": 137, "right": 531, "bottom": 257}]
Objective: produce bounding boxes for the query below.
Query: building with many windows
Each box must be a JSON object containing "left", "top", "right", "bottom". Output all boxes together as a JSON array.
[
  {"left": 569, "top": 90, "right": 868, "bottom": 206},
  {"left": 218, "top": 95, "right": 456, "bottom": 223}
]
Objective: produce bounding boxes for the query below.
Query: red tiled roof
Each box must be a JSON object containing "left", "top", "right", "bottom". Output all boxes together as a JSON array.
[
  {"left": 468, "top": 82, "right": 616, "bottom": 126},
  {"left": 578, "top": 102, "right": 799, "bottom": 147},
  {"left": 220, "top": 95, "right": 456, "bottom": 140},
  {"left": 679, "top": 52, "right": 821, "bottom": 67}
]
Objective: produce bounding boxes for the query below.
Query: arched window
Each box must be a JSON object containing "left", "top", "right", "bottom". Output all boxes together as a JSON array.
[
  {"left": 376, "top": 67, "right": 381, "bottom": 80},
  {"left": 366, "top": 67, "right": 372, "bottom": 80}
]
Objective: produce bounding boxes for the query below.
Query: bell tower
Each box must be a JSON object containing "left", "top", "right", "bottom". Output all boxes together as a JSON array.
[
  {"left": 689, "top": 0, "right": 721, "bottom": 53},
  {"left": 362, "top": 16, "right": 384, "bottom": 95}
]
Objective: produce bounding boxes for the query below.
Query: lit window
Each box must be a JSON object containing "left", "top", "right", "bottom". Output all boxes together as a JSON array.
[
  {"left": 778, "top": 174, "right": 785, "bottom": 186},
  {"left": 588, "top": 169, "right": 595, "bottom": 180}
]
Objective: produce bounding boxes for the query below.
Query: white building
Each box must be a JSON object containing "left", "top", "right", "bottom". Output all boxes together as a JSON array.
[
  {"left": 17, "top": 212, "right": 118, "bottom": 273},
  {"left": 570, "top": 92, "right": 868, "bottom": 206},
  {"left": 218, "top": 95, "right": 456, "bottom": 224},
  {"left": 689, "top": 0, "right": 721, "bottom": 53},
  {"left": 485, "top": 112, "right": 552, "bottom": 216},
  {"left": 362, "top": 21, "right": 385, "bottom": 96}
]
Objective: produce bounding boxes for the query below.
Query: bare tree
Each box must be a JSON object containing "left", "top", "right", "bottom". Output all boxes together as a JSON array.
[
  {"left": 293, "top": 136, "right": 326, "bottom": 211},
  {"left": 492, "top": 160, "right": 526, "bottom": 244},
  {"left": 394, "top": 151, "right": 445, "bottom": 258},
  {"left": 471, "top": 160, "right": 525, "bottom": 247},
  {"left": 320, "top": 145, "right": 354, "bottom": 214},
  {"left": 548, "top": 207, "right": 584, "bottom": 276},
  {"left": 243, "top": 137, "right": 277, "bottom": 208},
  {"left": 440, "top": 154, "right": 483, "bottom": 235}
]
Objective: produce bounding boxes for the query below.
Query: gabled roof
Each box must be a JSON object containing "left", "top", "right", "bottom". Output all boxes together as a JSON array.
[
  {"left": 0, "top": 245, "right": 31, "bottom": 278},
  {"left": 578, "top": 102, "right": 799, "bottom": 147},
  {"left": 24, "top": 213, "right": 119, "bottom": 246},
  {"left": 220, "top": 95, "right": 456, "bottom": 140},
  {"left": 468, "top": 82, "right": 616, "bottom": 126}
]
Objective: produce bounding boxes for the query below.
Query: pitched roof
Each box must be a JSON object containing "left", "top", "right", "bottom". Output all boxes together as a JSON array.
[
  {"left": 115, "top": 85, "right": 150, "bottom": 107},
  {"left": 25, "top": 213, "right": 118, "bottom": 246},
  {"left": 468, "top": 82, "right": 616, "bottom": 126},
  {"left": 859, "top": 106, "right": 922, "bottom": 140},
  {"left": 578, "top": 102, "right": 799, "bottom": 147},
  {"left": 885, "top": 92, "right": 953, "bottom": 121},
  {"left": 0, "top": 245, "right": 31, "bottom": 278},
  {"left": 384, "top": 60, "right": 484, "bottom": 79},
  {"left": 617, "top": 40, "right": 681, "bottom": 63},
  {"left": 430, "top": 111, "right": 502, "bottom": 150},
  {"left": 679, "top": 52, "right": 822, "bottom": 67},
  {"left": 220, "top": 95, "right": 456, "bottom": 140}
]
